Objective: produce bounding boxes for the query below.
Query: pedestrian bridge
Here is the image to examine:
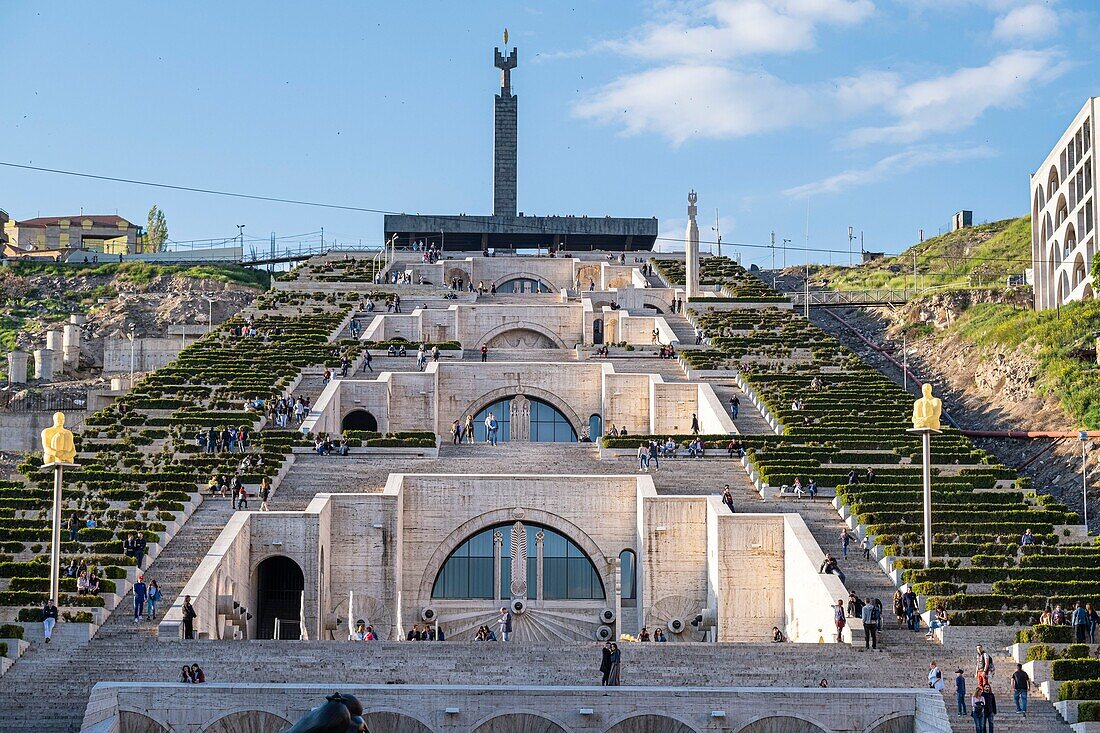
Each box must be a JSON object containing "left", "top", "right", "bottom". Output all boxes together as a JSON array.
[{"left": 786, "top": 289, "right": 917, "bottom": 308}]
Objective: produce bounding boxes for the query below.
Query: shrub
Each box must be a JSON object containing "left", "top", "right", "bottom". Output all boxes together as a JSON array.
[
  {"left": 1026, "top": 644, "right": 1058, "bottom": 661},
  {"left": 1017, "top": 625, "right": 1075, "bottom": 643},
  {"left": 0, "top": 623, "right": 23, "bottom": 639},
  {"left": 1079, "top": 701, "right": 1100, "bottom": 722},
  {"left": 1059, "top": 679, "right": 1100, "bottom": 701},
  {"left": 1050, "top": 658, "right": 1100, "bottom": 680}
]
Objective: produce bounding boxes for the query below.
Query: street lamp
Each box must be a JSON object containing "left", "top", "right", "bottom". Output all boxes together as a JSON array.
[
  {"left": 237, "top": 224, "right": 246, "bottom": 253},
  {"left": 41, "top": 412, "right": 77, "bottom": 607},
  {"left": 205, "top": 296, "right": 215, "bottom": 334},
  {"left": 126, "top": 324, "right": 136, "bottom": 390},
  {"left": 909, "top": 384, "right": 943, "bottom": 568},
  {"left": 1081, "top": 431, "right": 1091, "bottom": 536}
]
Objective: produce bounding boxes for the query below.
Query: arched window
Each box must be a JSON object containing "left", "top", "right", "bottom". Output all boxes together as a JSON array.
[
  {"left": 432, "top": 523, "right": 604, "bottom": 600},
  {"left": 497, "top": 277, "right": 550, "bottom": 293},
  {"left": 619, "top": 549, "right": 636, "bottom": 601},
  {"left": 531, "top": 399, "right": 577, "bottom": 442},
  {"left": 588, "top": 414, "right": 602, "bottom": 441},
  {"left": 472, "top": 397, "right": 576, "bottom": 443},
  {"left": 472, "top": 399, "right": 512, "bottom": 442}
]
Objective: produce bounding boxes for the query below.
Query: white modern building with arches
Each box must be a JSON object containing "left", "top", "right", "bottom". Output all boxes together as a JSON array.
[{"left": 1032, "top": 97, "right": 1097, "bottom": 309}]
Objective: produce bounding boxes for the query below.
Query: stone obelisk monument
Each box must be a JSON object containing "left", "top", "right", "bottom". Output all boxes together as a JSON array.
[
  {"left": 493, "top": 29, "right": 518, "bottom": 217},
  {"left": 685, "top": 190, "right": 700, "bottom": 297}
]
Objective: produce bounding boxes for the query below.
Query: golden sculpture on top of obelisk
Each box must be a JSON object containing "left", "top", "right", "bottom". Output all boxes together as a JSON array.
[
  {"left": 41, "top": 411, "right": 77, "bottom": 465},
  {"left": 911, "top": 383, "right": 942, "bottom": 432},
  {"left": 503, "top": 28, "right": 509, "bottom": 45}
]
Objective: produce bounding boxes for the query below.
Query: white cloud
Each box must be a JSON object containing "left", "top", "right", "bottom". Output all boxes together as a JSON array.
[
  {"left": 844, "top": 49, "right": 1062, "bottom": 146},
  {"left": 573, "top": 65, "right": 814, "bottom": 145},
  {"left": 991, "top": 3, "right": 1060, "bottom": 43},
  {"left": 782, "top": 144, "right": 996, "bottom": 198},
  {"left": 573, "top": 65, "right": 901, "bottom": 144},
  {"left": 603, "top": 0, "right": 875, "bottom": 61}
]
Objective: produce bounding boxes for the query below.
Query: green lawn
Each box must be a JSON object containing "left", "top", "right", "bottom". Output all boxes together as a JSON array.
[
  {"left": 817, "top": 216, "right": 1031, "bottom": 291},
  {"left": 951, "top": 299, "right": 1100, "bottom": 429}
]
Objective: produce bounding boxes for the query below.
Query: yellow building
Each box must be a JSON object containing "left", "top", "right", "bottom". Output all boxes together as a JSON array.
[{"left": 3, "top": 214, "right": 143, "bottom": 259}]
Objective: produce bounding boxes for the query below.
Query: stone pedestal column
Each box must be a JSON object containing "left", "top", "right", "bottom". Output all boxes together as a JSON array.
[
  {"left": 685, "top": 190, "right": 700, "bottom": 298},
  {"left": 45, "top": 330, "right": 64, "bottom": 373},
  {"left": 34, "top": 348, "right": 54, "bottom": 381},
  {"left": 63, "top": 324, "right": 81, "bottom": 367},
  {"left": 7, "top": 350, "right": 28, "bottom": 384},
  {"left": 69, "top": 313, "right": 86, "bottom": 326}
]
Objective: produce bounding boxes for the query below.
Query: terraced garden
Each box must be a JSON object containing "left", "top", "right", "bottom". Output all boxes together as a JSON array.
[
  {"left": 0, "top": 291, "right": 359, "bottom": 630},
  {"left": 651, "top": 256, "right": 789, "bottom": 302},
  {"left": 688, "top": 300, "right": 1095, "bottom": 631}
]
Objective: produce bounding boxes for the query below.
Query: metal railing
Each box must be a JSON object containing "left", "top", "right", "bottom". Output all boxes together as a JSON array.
[
  {"left": 0, "top": 390, "right": 87, "bottom": 412},
  {"left": 786, "top": 288, "right": 916, "bottom": 307}
]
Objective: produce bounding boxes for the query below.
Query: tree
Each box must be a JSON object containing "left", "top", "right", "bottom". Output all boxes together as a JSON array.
[{"left": 146, "top": 205, "right": 168, "bottom": 252}]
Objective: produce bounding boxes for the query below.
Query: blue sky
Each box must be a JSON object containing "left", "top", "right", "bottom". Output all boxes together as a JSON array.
[{"left": 0, "top": 1, "right": 1096, "bottom": 267}]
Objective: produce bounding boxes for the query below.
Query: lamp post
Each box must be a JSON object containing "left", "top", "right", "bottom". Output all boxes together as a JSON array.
[
  {"left": 41, "top": 412, "right": 77, "bottom": 606},
  {"left": 205, "top": 296, "right": 215, "bottom": 335},
  {"left": 909, "top": 384, "right": 943, "bottom": 568},
  {"left": 237, "top": 224, "right": 246, "bottom": 254},
  {"left": 1081, "top": 431, "right": 1091, "bottom": 536}
]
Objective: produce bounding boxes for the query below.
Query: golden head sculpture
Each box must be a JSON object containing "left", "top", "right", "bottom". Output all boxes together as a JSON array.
[
  {"left": 41, "top": 411, "right": 77, "bottom": 465},
  {"left": 911, "top": 383, "right": 942, "bottom": 432}
]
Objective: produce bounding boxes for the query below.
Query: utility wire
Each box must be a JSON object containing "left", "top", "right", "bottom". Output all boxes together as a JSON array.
[{"left": 0, "top": 160, "right": 1032, "bottom": 265}]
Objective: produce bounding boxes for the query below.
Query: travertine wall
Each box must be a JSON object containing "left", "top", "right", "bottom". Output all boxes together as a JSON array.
[
  {"left": 84, "top": 681, "right": 948, "bottom": 733},
  {"left": 102, "top": 336, "right": 202, "bottom": 374},
  {"left": 708, "top": 508, "right": 786, "bottom": 641},
  {"left": 303, "top": 362, "right": 733, "bottom": 438},
  {"left": 160, "top": 474, "right": 839, "bottom": 646},
  {"left": 639, "top": 495, "right": 709, "bottom": 640},
  {"left": 361, "top": 303, "right": 669, "bottom": 348}
]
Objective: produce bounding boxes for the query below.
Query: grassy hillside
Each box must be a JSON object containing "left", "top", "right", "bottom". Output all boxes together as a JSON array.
[
  {"left": 950, "top": 298, "right": 1100, "bottom": 429},
  {"left": 817, "top": 216, "right": 1031, "bottom": 291},
  {"left": 0, "top": 262, "right": 269, "bottom": 352}
]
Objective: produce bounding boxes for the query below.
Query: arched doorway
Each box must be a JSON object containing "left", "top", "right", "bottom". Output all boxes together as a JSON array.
[
  {"left": 864, "top": 715, "right": 915, "bottom": 733},
  {"left": 605, "top": 715, "right": 698, "bottom": 733},
  {"left": 255, "top": 556, "right": 305, "bottom": 640},
  {"left": 341, "top": 409, "right": 378, "bottom": 432},
  {"left": 593, "top": 318, "right": 604, "bottom": 344},
  {"left": 737, "top": 716, "right": 828, "bottom": 733},
  {"left": 363, "top": 711, "right": 434, "bottom": 733},
  {"left": 199, "top": 711, "right": 293, "bottom": 733},
  {"left": 588, "top": 414, "right": 602, "bottom": 441},
  {"left": 118, "top": 711, "right": 169, "bottom": 733},
  {"left": 472, "top": 396, "right": 577, "bottom": 443},
  {"left": 472, "top": 713, "right": 568, "bottom": 732}
]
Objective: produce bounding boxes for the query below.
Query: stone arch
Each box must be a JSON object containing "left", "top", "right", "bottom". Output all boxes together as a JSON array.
[
  {"left": 458, "top": 385, "right": 584, "bottom": 439},
  {"left": 635, "top": 292, "right": 673, "bottom": 313},
  {"left": 444, "top": 266, "right": 470, "bottom": 286},
  {"left": 478, "top": 320, "right": 569, "bottom": 349},
  {"left": 1083, "top": 283, "right": 1095, "bottom": 300},
  {"left": 494, "top": 271, "right": 557, "bottom": 292},
  {"left": 471, "top": 712, "right": 571, "bottom": 733},
  {"left": 862, "top": 712, "right": 916, "bottom": 733},
  {"left": 1073, "top": 251, "right": 1087, "bottom": 288},
  {"left": 341, "top": 408, "right": 378, "bottom": 432},
  {"left": 198, "top": 710, "right": 293, "bottom": 733},
  {"left": 416, "top": 506, "right": 613, "bottom": 602},
  {"left": 1065, "top": 222, "right": 1078, "bottom": 258},
  {"left": 1056, "top": 192, "right": 1070, "bottom": 227},
  {"left": 604, "top": 714, "right": 699, "bottom": 733},
  {"left": 119, "top": 711, "right": 170, "bottom": 733},
  {"left": 735, "top": 714, "right": 830, "bottom": 733},
  {"left": 1048, "top": 164, "right": 1060, "bottom": 197},
  {"left": 364, "top": 710, "right": 436, "bottom": 733}
]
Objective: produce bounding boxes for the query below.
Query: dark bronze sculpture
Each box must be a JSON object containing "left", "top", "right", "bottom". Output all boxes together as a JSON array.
[{"left": 285, "top": 692, "right": 368, "bottom": 733}]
